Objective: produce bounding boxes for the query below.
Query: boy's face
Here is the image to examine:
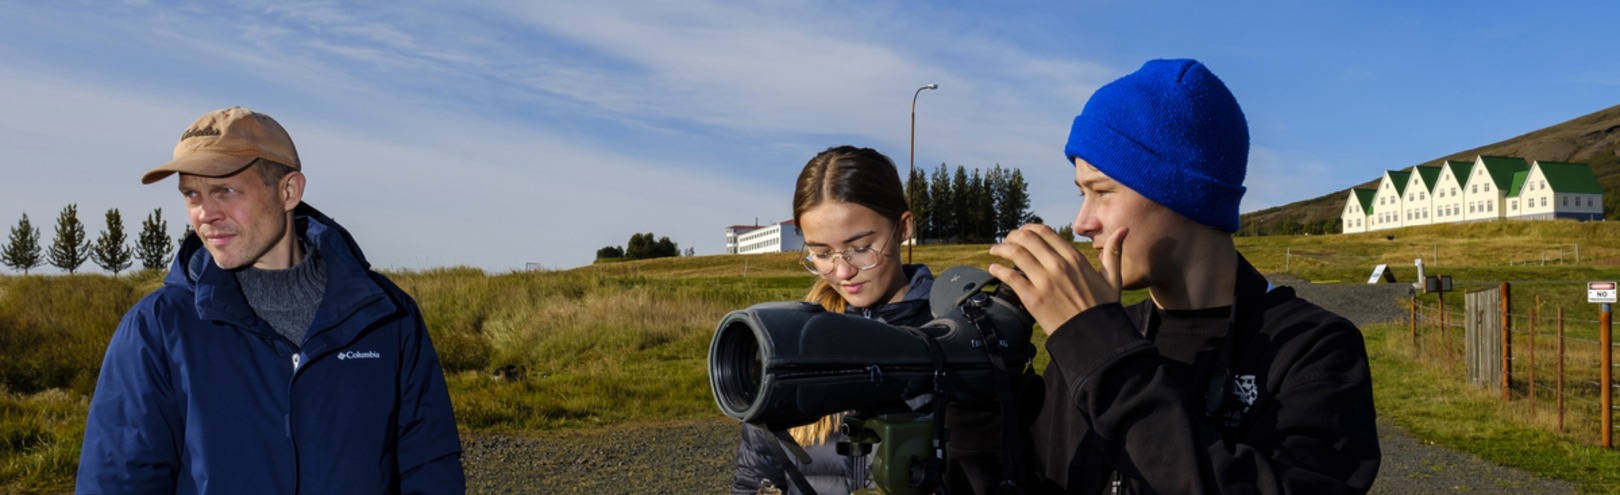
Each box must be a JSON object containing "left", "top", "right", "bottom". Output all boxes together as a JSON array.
[{"left": 1071, "top": 157, "right": 1194, "bottom": 291}]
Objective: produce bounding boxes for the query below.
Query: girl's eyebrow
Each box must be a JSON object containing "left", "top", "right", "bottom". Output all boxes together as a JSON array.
[{"left": 805, "top": 230, "right": 877, "bottom": 248}]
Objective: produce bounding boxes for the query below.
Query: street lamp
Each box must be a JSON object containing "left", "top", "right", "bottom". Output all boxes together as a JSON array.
[{"left": 908, "top": 83, "right": 938, "bottom": 264}]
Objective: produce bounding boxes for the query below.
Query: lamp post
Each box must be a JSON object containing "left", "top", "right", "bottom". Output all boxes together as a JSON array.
[{"left": 908, "top": 83, "right": 938, "bottom": 264}]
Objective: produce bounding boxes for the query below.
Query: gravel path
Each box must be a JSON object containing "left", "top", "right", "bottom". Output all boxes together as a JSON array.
[{"left": 462, "top": 277, "right": 1577, "bottom": 494}]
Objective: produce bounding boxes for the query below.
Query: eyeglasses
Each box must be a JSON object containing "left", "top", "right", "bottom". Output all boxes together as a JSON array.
[{"left": 800, "top": 233, "right": 894, "bottom": 275}]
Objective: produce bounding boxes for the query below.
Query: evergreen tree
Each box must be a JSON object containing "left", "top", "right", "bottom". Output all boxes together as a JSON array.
[
  {"left": 998, "top": 169, "right": 1032, "bottom": 233},
  {"left": 48, "top": 204, "right": 89, "bottom": 273},
  {"left": 137, "top": 208, "right": 174, "bottom": 270},
  {"left": 2, "top": 213, "right": 43, "bottom": 274},
  {"left": 951, "top": 165, "right": 970, "bottom": 242},
  {"left": 92, "top": 208, "right": 134, "bottom": 275},
  {"left": 929, "top": 164, "right": 954, "bottom": 243},
  {"left": 967, "top": 168, "right": 994, "bottom": 242},
  {"left": 985, "top": 165, "right": 1007, "bottom": 233},
  {"left": 907, "top": 168, "right": 932, "bottom": 242}
]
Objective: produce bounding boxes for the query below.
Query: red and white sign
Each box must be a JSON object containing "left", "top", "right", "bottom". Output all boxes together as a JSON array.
[{"left": 1590, "top": 281, "right": 1617, "bottom": 303}]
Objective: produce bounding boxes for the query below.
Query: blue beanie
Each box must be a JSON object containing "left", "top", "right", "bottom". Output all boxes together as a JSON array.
[{"left": 1064, "top": 59, "right": 1249, "bottom": 233}]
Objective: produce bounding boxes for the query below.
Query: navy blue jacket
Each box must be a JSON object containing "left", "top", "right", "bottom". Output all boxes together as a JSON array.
[
  {"left": 77, "top": 204, "right": 465, "bottom": 494},
  {"left": 731, "top": 265, "right": 935, "bottom": 495}
]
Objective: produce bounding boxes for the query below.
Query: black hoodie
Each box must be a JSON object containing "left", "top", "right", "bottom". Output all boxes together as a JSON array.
[{"left": 1029, "top": 255, "right": 1380, "bottom": 494}]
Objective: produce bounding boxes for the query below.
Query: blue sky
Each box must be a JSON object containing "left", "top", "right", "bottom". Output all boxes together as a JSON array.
[{"left": 2, "top": 1, "right": 1616, "bottom": 272}]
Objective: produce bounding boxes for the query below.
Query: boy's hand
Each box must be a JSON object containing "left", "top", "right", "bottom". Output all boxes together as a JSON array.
[{"left": 988, "top": 224, "right": 1127, "bottom": 335}]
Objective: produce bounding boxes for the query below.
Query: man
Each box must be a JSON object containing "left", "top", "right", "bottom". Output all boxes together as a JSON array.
[
  {"left": 77, "top": 107, "right": 465, "bottom": 494},
  {"left": 988, "top": 60, "right": 1380, "bottom": 493}
]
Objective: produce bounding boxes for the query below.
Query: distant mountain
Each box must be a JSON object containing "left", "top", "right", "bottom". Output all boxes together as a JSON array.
[{"left": 1239, "top": 104, "right": 1620, "bottom": 235}]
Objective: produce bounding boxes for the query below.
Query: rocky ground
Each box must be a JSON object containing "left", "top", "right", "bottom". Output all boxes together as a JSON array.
[{"left": 462, "top": 277, "right": 1577, "bottom": 494}]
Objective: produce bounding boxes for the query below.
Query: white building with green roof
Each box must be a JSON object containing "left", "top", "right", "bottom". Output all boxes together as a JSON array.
[
  {"left": 1462, "top": 156, "right": 1529, "bottom": 222},
  {"left": 1506, "top": 161, "right": 1606, "bottom": 220},
  {"left": 1341, "top": 188, "right": 1377, "bottom": 233},
  {"left": 1401, "top": 164, "right": 1442, "bottom": 226},
  {"left": 1370, "top": 169, "right": 1411, "bottom": 230},
  {"left": 1430, "top": 160, "right": 1472, "bottom": 223},
  {"left": 1343, "top": 156, "right": 1605, "bottom": 234}
]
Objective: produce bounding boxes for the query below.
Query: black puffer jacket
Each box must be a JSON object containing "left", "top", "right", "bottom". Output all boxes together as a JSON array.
[{"left": 730, "top": 265, "right": 935, "bottom": 495}]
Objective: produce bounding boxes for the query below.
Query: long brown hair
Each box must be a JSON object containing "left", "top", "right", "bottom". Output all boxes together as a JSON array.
[{"left": 789, "top": 145, "right": 909, "bottom": 445}]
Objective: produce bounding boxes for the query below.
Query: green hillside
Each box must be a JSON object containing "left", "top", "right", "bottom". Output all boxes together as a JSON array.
[{"left": 1242, "top": 103, "right": 1620, "bottom": 235}]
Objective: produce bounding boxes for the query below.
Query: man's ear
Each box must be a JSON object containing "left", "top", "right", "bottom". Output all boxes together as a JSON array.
[{"left": 280, "top": 171, "right": 306, "bottom": 211}]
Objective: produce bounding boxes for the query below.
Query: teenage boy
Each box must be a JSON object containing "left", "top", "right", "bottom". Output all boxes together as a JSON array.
[{"left": 989, "top": 59, "right": 1380, "bottom": 494}]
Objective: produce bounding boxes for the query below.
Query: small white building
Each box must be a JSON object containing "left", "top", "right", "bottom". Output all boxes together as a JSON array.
[
  {"left": 733, "top": 220, "right": 804, "bottom": 255},
  {"left": 1369, "top": 170, "right": 1410, "bottom": 231},
  {"left": 1401, "top": 165, "right": 1441, "bottom": 227},
  {"left": 1341, "top": 188, "right": 1375, "bottom": 234},
  {"left": 1430, "top": 160, "right": 1472, "bottom": 223},
  {"left": 1507, "top": 161, "right": 1606, "bottom": 220},
  {"left": 1461, "top": 156, "right": 1528, "bottom": 222}
]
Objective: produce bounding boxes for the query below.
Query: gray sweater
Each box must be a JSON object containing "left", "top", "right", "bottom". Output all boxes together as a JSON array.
[{"left": 235, "top": 246, "right": 326, "bottom": 347}]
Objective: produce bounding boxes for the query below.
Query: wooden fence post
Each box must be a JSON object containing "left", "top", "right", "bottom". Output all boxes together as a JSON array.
[
  {"left": 1602, "top": 302, "right": 1612, "bottom": 449},
  {"left": 1501, "top": 282, "right": 1511, "bottom": 401},
  {"left": 1558, "top": 306, "right": 1565, "bottom": 432},
  {"left": 1410, "top": 293, "right": 1417, "bottom": 347},
  {"left": 1529, "top": 303, "right": 1536, "bottom": 419}
]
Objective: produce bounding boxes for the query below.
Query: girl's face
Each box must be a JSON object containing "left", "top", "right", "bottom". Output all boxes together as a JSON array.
[{"left": 798, "top": 201, "right": 912, "bottom": 309}]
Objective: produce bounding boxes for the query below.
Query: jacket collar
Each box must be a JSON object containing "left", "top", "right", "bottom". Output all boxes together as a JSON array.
[
  {"left": 166, "top": 203, "right": 398, "bottom": 352},
  {"left": 844, "top": 264, "right": 935, "bottom": 326}
]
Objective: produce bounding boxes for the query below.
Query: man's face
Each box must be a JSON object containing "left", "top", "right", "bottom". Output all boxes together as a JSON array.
[
  {"left": 1072, "top": 157, "right": 1191, "bottom": 290},
  {"left": 179, "top": 167, "right": 296, "bottom": 270}
]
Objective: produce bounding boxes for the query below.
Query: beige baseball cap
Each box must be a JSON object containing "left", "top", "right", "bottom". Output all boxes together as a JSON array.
[{"left": 141, "top": 106, "right": 301, "bottom": 184}]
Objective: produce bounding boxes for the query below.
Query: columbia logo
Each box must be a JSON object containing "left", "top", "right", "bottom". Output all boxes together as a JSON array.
[{"left": 337, "top": 350, "right": 381, "bottom": 360}]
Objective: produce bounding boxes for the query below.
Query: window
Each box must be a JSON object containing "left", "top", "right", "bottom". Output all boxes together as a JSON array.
[
  {"left": 1471, "top": 185, "right": 1478, "bottom": 194},
  {"left": 1541, "top": 197, "right": 1548, "bottom": 207},
  {"left": 1541, "top": 180, "right": 1547, "bottom": 188},
  {"left": 1563, "top": 197, "right": 1569, "bottom": 207},
  {"left": 1453, "top": 188, "right": 1458, "bottom": 195},
  {"left": 1484, "top": 184, "right": 1491, "bottom": 192},
  {"left": 1511, "top": 200, "right": 1517, "bottom": 211},
  {"left": 1470, "top": 204, "right": 1476, "bottom": 213}
]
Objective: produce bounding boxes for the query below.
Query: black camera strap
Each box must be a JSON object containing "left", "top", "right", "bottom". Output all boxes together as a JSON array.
[
  {"left": 963, "top": 295, "right": 1033, "bottom": 494},
  {"left": 754, "top": 423, "right": 819, "bottom": 495}
]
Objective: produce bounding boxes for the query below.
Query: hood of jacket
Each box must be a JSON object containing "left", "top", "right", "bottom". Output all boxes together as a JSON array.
[{"left": 165, "top": 202, "right": 397, "bottom": 354}]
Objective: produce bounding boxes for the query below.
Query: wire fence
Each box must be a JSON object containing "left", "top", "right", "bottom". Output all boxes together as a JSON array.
[{"left": 1405, "top": 289, "right": 1616, "bottom": 447}]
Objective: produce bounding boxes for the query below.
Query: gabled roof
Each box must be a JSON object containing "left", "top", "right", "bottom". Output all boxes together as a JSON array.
[
  {"left": 1444, "top": 160, "right": 1473, "bottom": 185},
  {"left": 1507, "top": 171, "right": 1529, "bottom": 197},
  {"left": 1476, "top": 156, "right": 1530, "bottom": 189},
  {"left": 1410, "top": 165, "right": 1442, "bottom": 192},
  {"left": 1384, "top": 170, "right": 1411, "bottom": 195},
  {"left": 1534, "top": 161, "right": 1605, "bottom": 194},
  {"left": 1350, "top": 188, "right": 1377, "bottom": 215}
]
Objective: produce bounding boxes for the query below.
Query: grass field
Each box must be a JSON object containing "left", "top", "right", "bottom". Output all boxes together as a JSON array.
[{"left": 4, "top": 219, "right": 1620, "bottom": 492}]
